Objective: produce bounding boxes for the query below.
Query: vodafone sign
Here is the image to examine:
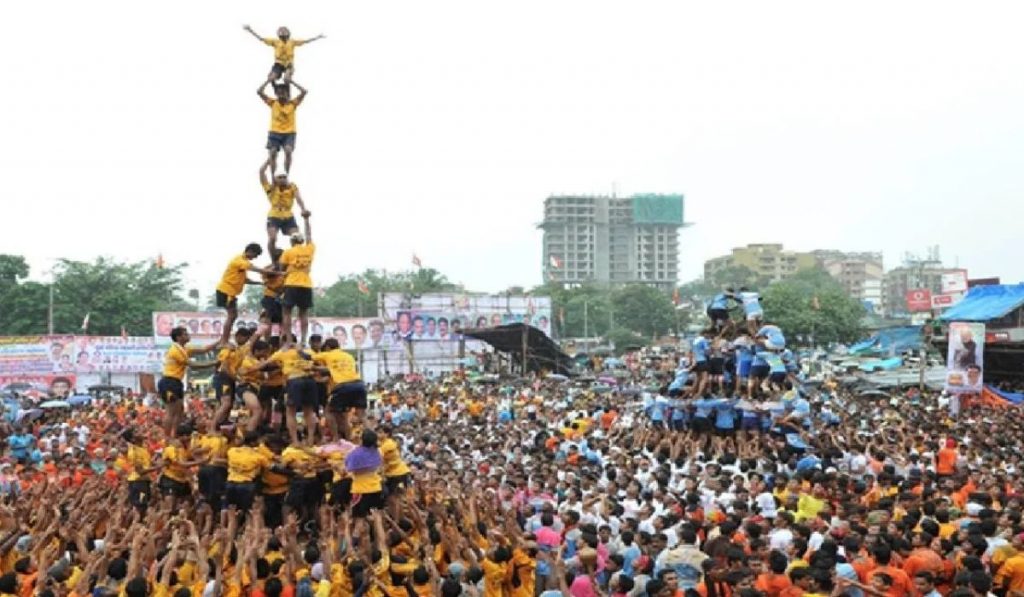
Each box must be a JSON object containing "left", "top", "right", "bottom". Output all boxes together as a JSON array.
[{"left": 905, "top": 289, "right": 932, "bottom": 312}]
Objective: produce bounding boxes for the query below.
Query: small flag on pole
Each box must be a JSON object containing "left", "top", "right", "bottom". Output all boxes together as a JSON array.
[
  {"left": 357, "top": 279, "right": 370, "bottom": 295},
  {"left": 672, "top": 287, "right": 681, "bottom": 306},
  {"left": 81, "top": 312, "right": 90, "bottom": 331},
  {"left": 121, "top": 326, "right": 127, "bottom": 339},
  {"left": 549, "top": 255, "right": 562, "bottom": 269},
  {"left": 155, "top": 254, "right": 165, "bottom": 269},
  {"left": 412, "top": 254, "right": 422, "bottom": 268}
]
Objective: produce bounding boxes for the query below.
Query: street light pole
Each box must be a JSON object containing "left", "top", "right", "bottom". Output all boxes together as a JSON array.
[
  {"left": 583, "top": 300, "right": 589, "bottom": 353},
  {"left": 47, "top": 284, "right": 54, "bottom": 335}
]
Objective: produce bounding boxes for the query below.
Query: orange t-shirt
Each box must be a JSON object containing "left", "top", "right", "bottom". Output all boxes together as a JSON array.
[
  {"left": 936, "top": 448, "right": 958, "bottom": 475},
  {"left": 755, "top": 573, "right": 792, "bottom": 597}
]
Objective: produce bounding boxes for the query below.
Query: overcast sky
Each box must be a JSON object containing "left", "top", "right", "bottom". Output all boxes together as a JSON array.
[{"left": 5, "top": 1, "right": 1023, "bottom": 294}]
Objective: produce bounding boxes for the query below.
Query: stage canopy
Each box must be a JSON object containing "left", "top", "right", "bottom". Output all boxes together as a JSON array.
[{"left": 462, "top": 324, "right": 572, "bottom": 375}]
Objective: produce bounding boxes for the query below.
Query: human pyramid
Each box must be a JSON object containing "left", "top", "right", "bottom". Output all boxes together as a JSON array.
[{"left": 155, "top": 26, "right": 371, "bottom": 462}]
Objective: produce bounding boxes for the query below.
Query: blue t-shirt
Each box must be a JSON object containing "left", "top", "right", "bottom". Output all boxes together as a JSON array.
[
  {"left": 758, "top": 325, "right": 786, "bottom": 348},
  {"left": 751, "top": 346, "right": 768, "bottom": 367},
  {"left": 692, "top": 337, "right": 710, "bottom": 362},
  {"left": 649, "top": 397, "right": 668, "bottom": 422},
  {"left": 739, "top": 291, "right": 763, "bottom": 317},
  {"left": 713, "top": 399, "right": 737, "bottom": 429},
  {"left": 710, "top": 293, "right": 731, "bottom": 310},
  {"left": 782, "top": 348, "right": 798, "bottom": 373},
  {"left": 693, "top": 397, "right": 715, "bottom": 418},
  {"left": 8, "top": 435, "right": 32, "bottom": 460},
  {"left": 765, "top": 353, "right": 786, "bottom": 374}
]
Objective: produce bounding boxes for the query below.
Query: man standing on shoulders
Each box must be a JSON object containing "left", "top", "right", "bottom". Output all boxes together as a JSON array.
[
  {"left": 157, "top": 326, "right": 219, "bottom": 436},
  {"left": 279, "top": 212, "right": 315, "bottom": 347}
]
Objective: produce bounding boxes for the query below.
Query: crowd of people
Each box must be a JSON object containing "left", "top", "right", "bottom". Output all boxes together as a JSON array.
[{"left": 3, "top": 23, "right": 1024, "bottom": 597}]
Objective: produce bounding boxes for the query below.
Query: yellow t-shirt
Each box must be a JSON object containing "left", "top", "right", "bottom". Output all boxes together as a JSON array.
[
  {"left": 482, "top": 559, "right": 507, "bottom": 597},
  {"left": 194, "top": 433, "right": 229, "bottom": 466},
  {"left": 237, "top": 355, "right": 265, "bottom": 387},
  {"left": 126, "top": 444, "right": 152, "bottom": 482},
  {"left": 161, "top": 444, "right": 191, "bottom": 483},
  {"left": 226, "top": 446, "right": 268, "bottom": 483},
  {"left": 264, "top": 270, "right": 285, "bottom": 298},
  {"left": 313, "top": 349, "right": 360, "bottom": 387},
  {"left": 281, "top": 243, "right": 315, "bottom": 288},
  {"left": 350, "top": 469, "right": 382, "bottom": 495},
  {"left": 258, "top": 444, "right": 289, "bottom": 495},
  {"left": 263, "top": 181, "right": 298, "bottom": 219},
  {"left": 216, "top": 254, "right": 252, "bottom": 298},
  {"left": 262, "top": 37, "right": 305, "bottom": 66},
  {"left": 380, "top": 438, "right": 410, "bottom": 478},
  {"left": 267, "top": 98, "right": 301, "bottom": 134},
  {"left": 218, "top": 344, "right": 249, "bottom": 378},
  {"left": 162, "top": 343, "right": 194, "bottom": 380},
  {"left": 264, "top": 352, "right": 286, "bottom": 387},
  {"left": 282, "top": 446, "right": 320, "bottom": 479},
  {"left": 269, "top": 348, "right": 315, "bottom": 380}
]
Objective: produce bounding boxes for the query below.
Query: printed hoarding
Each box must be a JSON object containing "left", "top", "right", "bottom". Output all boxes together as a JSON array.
[{"left": 944, "top": 322, "right": 984, "bottom": 394}]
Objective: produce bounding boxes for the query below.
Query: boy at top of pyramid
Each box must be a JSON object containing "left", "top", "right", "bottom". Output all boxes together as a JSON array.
[{"left": 243, "top": 24, "right": 325, "bottom": 84}]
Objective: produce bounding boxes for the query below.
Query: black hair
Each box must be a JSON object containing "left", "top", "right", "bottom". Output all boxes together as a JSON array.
[
  {"left": 323, "top": 338, "right": 340, "bottom": 351},
  {"left": 245, "top": 243, "right": 264, "bottom": 256},
  {"left": 170, "top": 326, "right": 188, "bottom": 342}
]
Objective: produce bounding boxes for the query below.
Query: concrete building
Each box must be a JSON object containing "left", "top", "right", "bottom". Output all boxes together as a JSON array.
[
  {"left": 882, "top": 259, "right": 959, "bottom": 316},
  {"left": 813, "top": 250, "right": 885, "bottom": 310},
  {"left": 703, "top": 244, "right": 818, "bottom": 284},
  {"left": 539, "top": 194, "right": 684, "bottom": 291}
]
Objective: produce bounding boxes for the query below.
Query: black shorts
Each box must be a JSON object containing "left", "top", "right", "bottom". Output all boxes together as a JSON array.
[
  {"left": 708, "top": 308, "right": 729, "bottom": 323},
  {"left": 329, "top": 381, "right": 368, "bottom": 412},
  {"left": 331, "top": 478, "right": 352, "bottom": 509},
  {"left": 691, "top": 417, "right": 712, "bottom": 434},
  {"left": 158, "top": 475, "right": 192, "bottom": 498},
  {"left": 282, "top": 286, "right": 313, "bottom": 309},
  {"left": 263, "top": 492, "right": 285, "bottom": 528},
  {"left": 271, "top": 62, "right": 290, "bottom": 78},
  {"left": 317, "top": 382, "right": 328, "bottom": 408},
  {"left": 287, "top": 377, "right": 318, "bottom": 409},
  {"left": 225, "top": 481, "right": 257, "bottom": 511},
  {"left": 709, "top": 358, "right": 725, "bottom": 375},
  {"left": 157, "top": 377, "right": 184, "bottom": 403},
  {"left": 214, "top": 373, "right": 236, "bottom": 403},
  {"left": 286, "top": 477, "right": 324, "bottom": 509},
  {"left": 769, "top": 372, "right": 787, "bottom": 385},
  {"left": 259, "top": 384, "right": 284, "bottom": 405},
  {"left": 215, "top": 290, "right": 238, "bottom": 309},
  {"left": 128, "top": 479, "right": 151, "bottom": 508},
  {"left": 751, "top": 364, "right": 771, "bottom": 380},
  {"left": 351, "top": 491, "right": 384, "bottom": 518},
  {"left": 267, "top": 132, "right": 297, "bottom": 151},
  {"left": 693, "top": 361, "right": 710, "bottom": 374},
  {"left": 236, "top": 383, "right": 259, "bottom": 400},
  {"left": 198, "top": 465, "right": 227, "bottom": 503},
  {"left": 266, "top": 216, "right": 298, "bottom": 234},
  {"left": 385, "top": 474, "right": 411, "bottom": 495},
  {"left": 261, "top": 296, "right": 283, "bottom": 324}
]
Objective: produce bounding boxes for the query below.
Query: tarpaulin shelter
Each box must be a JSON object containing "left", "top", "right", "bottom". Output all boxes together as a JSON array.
[
  {"left": 848, "top": 326, "right": 923, "bottom": 356},
  {"left": 982, "top": 385, "right": 1024, "bottom": 407},
  {"left": 939, "top": 284, "right": 1024, "bottom": 322},
  {"left": 463, "top": 324, "right": 573, "bottom": 375}
]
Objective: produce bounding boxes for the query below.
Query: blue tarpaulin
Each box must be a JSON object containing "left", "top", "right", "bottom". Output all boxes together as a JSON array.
[
  {"left": 857, "top": 357, "right": 903, "bottom": 372},
  {"left": 986, "top": 385, "right": 1024, "bottom": 405},
  {"left": 940, "top": 284, "right": 1024, "bottom": 322},
  {"left": 849, "top": 326, "right": 923, "bottom": 356}
]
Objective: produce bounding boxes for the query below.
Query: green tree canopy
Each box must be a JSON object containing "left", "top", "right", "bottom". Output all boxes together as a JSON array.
[
  {"left": 610, "top": 284, "right": 676, "bottom": 339},
  {"left": 760, "top": 268, "right": 864, "bottom": 346}
]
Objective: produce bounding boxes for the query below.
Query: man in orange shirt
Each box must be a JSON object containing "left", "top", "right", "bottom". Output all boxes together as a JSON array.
[
  {"left": 755, "top": 551, "right": 792, "bottom": 597},
  {"left": 902, "top": 532, "right": 944, "bottom": 581},
  {"left": 935, "top": 439, "right": 958, "bottom": 478},
  {"left": 866, "top": 546, "right": 912, "bottom": 597}
]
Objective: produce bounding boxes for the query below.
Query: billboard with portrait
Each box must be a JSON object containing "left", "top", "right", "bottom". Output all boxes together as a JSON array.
[
  {"left": 382, "top": 293, "right": 553, "bottom": 341},
  {"left": 152, "top": 312, "right": 385, "bottom": 351},
  {"left": 0, "top": 335, "right": 162, "bottom": 376},
  {"left": 944, "top": 321, "right": 984, "bottom": 394}
]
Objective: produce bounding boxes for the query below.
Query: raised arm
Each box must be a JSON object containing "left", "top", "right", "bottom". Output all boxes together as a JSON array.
[
  {"left": 302, "top": 210, "right": 312, "bottom": 244},
  {"left": 299, "top": 34, "right": 326, "bottom": 45},
  {"left": 257, "top": 80, "right": 271, "bottom": 102},
  {"left": 243, "top": 25, "right": 267, "bottom": 43},
  {"left": 295, "top": 186, "right": 309, "bottom": 216},
  {"left": 259, "top": 162, "right": 270, "bottom": 188},
  {"left": 291, "top": 80, "right": 308, "bottom": 104}
]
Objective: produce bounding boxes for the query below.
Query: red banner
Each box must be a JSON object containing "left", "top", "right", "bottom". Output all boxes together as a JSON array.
[
  {"left": 905, "top": 289, "right": 932, "bottom": 312},
  {"left": 0, "top": 374, "right": 77, "bottom": 397}
]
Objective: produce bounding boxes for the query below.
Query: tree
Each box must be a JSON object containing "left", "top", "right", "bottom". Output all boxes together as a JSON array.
[
  {"left": 610, "top": 285, "right": 675, "bottom": 339},
  {"left": 314, "top": 268, "right": 462, "bottom": 318},
  {"left": 0, "top": 255, "right": 29, "bottom": 284},
  {"left": 761, "top": 268, "right": 864, "bottom": 346}
]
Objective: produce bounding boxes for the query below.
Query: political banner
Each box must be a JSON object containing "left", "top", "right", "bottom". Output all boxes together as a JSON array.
[
  {"left": 0, "top": 374, "right": 76, "bottom": 397},
  {"left": 152, "top": 312, "right": 385, "bottom": 351},
  {"left": 945, "top": 322, "right": 984, "bottom": 394},
  {"left": 941, "top": 270, "right": 969, "bottom": 294},
  {"left": 0, "top": 335, "right": 162, "bottom": 377},
  {"left": 382, "top": 293, "right": 553, "bottom": 340}
]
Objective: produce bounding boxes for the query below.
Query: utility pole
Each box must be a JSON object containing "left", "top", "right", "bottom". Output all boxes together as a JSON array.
[
  {"left": 47, "top": 284, "right": 54, "bottom": 335},
  {"left": 583, "top": 300, "right": 589, "bottom": 353}
]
